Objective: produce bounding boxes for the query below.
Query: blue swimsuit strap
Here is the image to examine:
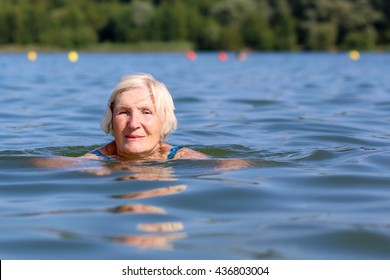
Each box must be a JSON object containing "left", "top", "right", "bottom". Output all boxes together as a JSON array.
[
  {"left": 91, "top": 146, "right": 182, "bottom": 160},
  {"left": 167, "top": 146, "right": 183, "bottom": 159},
  {"left": 90, "top": 149, "right": 111, "bottom": 160}
]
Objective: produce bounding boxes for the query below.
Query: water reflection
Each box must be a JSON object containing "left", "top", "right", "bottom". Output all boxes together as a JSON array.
[
  {"left": 113, "top": 165, "right": 176, "bottom": 181},
  {"left": 110, "top": 232, "right": 186, "bottom": 249},
  {"left": 137, "top": 222, "right": 184, "bottom": 232},
  {"left": 109, "top": 186, "right": 187, "bottom": 249},
  {"left": 13, "top": 181, "right": 188, "bottom": 250},
  {"left": 110, "top": 222, "right": 186, "bottom": 250},
  {"left": 29, "top": 155, "right": 251, "bottom": 252},
  {"left": 34, "top": 224, "right": 186, "bottom": 250},
  {"left": 33, "top": 156, "right": 178, "bottom": 181},
  {"left": 33, "top": 155, "right": 252, "bottom": 181},
  {"left": 111, "top": 184, "right": 187, "bottom": 199},
  {"left": 14, "top": 203, "right": 166, "bottom": 217},
  {"left": 108, "top": 204, "right": 165, "bottom": 214}
]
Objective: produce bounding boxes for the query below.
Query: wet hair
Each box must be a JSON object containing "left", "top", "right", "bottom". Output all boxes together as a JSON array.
[{"left": 101, "top": 73, "right": 177, "bottom": 140}]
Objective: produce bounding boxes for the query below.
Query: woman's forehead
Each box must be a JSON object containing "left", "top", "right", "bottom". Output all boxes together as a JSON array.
[{"left": 115, "top": 87, "right": 154, "bottom": 106}]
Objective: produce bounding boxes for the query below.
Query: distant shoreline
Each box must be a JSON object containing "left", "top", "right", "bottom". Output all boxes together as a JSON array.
[
  {"left": 1, "top": 41, "right": 389, "bottom": 54},
  {"left": 0, "top": 43, "right": 390, "bottom": 54},
  {"left": 0, "top": 41, "right": 196, "bottom": 53}
]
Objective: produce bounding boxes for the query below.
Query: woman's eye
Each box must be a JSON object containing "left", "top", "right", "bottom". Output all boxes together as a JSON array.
[{"left": 143, "top": 110, "right": 152, "bottom": 115}]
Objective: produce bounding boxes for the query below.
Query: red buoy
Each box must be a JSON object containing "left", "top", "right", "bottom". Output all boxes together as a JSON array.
[
  {"left": 218, "top": 51, "right": 228, "bottom": 62},
  {"left": 186, "top": 51, "right": 197, "bottom": 61}
]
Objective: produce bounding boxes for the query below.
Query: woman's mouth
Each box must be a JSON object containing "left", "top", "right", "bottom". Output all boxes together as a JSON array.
[{"left": 126, "top": 135, "right": 144, "bottom": 140}]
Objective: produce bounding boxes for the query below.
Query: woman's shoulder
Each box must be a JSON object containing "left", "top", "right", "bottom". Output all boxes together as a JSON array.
[
  {"left": 82, "top": 141, "right": 116, "bottom": 160},
  {"left": 170, "top": 146, "right": 208, "bottom": 159},
  {"left": 83, "top": 149, "right": 111, "bottom": 160}
]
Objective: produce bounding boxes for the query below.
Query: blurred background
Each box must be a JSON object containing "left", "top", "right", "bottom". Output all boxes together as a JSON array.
[{"left": 0, "top": 0, "right": 389, "bottom": 52}]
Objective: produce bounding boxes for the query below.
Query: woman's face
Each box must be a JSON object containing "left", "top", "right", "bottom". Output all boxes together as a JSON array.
[{"left": 112, "top": 87, "right": 162, "bottom": 159}]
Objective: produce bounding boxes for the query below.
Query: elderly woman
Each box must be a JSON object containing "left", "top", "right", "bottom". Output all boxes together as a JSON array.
[{"left": 84, "top": 73, "right": 207, "bottom": 161}]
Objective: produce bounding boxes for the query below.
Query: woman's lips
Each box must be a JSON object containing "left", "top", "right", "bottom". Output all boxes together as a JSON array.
[{"left": 125, "top": 135, "right": 144, "bottom": 140}]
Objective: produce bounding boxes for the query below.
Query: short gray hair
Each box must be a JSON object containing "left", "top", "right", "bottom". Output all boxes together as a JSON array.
[{"left": 101, "top": 73, "right": 177, "bottom": 140}]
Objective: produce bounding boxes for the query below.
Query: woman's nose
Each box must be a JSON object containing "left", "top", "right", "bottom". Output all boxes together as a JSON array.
[{"left": 128, "top": 114, "right": 141, "bottom": 129}]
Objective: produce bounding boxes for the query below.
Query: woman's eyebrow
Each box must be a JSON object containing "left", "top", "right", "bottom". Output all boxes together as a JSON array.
[
  {"left": 115, "top": 105, "right": 128, "bottom": 110},
  {"left": 115, "top": 105, "right": 154, "bottom": 111}
]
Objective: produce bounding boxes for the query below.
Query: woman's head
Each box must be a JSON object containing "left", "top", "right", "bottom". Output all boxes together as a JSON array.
[{"left": 101, "top": 73, "right": 177, "bottom": 141}]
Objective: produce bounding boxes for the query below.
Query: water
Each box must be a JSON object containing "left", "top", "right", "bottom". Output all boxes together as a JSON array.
[{"left": 1, "top": 52, "right": 390, "bottom": 259}]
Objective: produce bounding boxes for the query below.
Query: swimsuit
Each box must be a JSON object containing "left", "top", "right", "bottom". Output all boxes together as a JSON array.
[
  {"left": 167, "top": 146, "right": 183, "bottom": 159},
  {"left": 90, "top": 146, "right": 183, "bottom": 160},
  {"left": 90, "top": 149, "right": 111, "bottom": 160}
]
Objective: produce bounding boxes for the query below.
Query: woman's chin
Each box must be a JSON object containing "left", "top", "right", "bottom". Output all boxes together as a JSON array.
[{"left": 122, "top": 143, "right": 144, "bottom": 153}]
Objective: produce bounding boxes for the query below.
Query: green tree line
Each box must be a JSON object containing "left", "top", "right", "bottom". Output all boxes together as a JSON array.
[{"left": 0, "top": 0, "right": 389, "bottom": 51}]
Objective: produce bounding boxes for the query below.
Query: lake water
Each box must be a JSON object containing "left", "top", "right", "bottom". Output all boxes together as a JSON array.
[{"left": 1, "top": 52, "right": 389, "bottom": 260}]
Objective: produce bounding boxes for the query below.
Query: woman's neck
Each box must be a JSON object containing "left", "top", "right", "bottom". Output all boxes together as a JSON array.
[{"left": 114, "top": 141, "right": 171, "bottom": 161}]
